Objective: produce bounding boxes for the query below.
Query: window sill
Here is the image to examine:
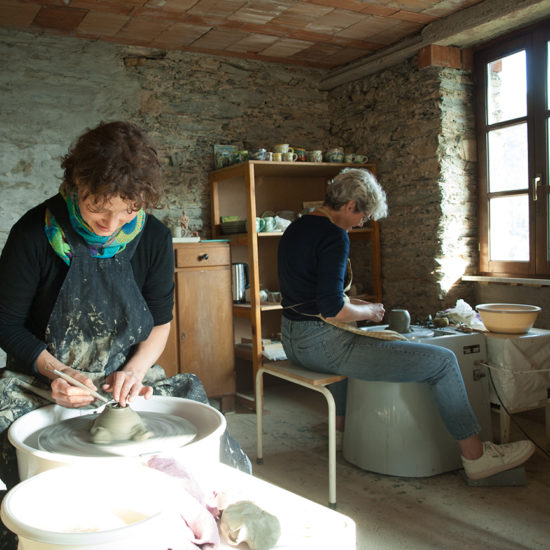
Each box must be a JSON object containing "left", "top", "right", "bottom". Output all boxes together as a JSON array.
[{"left": 462, "top": 275, "right": 550, "bottom": 287}]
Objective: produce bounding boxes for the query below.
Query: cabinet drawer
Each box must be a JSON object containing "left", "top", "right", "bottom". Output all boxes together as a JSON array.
[{"left": 175, "top": 243, "right": 230, "bottom": 268}]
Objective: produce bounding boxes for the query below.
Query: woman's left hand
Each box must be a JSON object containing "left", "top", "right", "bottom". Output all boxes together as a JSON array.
[{"left": 102, "top": 370, "right": 153, "bottom": 407}]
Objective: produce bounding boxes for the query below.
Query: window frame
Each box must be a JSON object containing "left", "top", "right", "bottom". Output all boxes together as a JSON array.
[{"left": 474, "top": 20, "right": 550, "bottom": 277}]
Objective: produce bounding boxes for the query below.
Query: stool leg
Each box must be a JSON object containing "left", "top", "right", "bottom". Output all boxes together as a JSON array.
[
  {"left": 319, "top": 386, "right": 337, "bottom": 509},
  {"left": 256, "top": 368, "right": 265, "bottom": 465}
]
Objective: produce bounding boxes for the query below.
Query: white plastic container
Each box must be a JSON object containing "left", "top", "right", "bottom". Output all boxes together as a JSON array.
[
  {"left": 0, "top": 464, "right": 185, "bottom": 550},
  {"left": 8, "top": 396, "right": 226, "bottom": 481}
]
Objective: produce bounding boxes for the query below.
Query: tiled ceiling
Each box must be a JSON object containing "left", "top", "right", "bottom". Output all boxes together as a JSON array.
[{"left": 0, "top": 0, "right": 488, "bottom": 69}]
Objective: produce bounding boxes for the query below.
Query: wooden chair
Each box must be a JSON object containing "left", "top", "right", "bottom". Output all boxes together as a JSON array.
[{"left": 255, "top": 360, "right": 346, "bottom": 509}]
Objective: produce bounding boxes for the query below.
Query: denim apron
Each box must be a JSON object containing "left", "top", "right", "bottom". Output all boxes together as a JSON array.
[{"left": 0, "top": 196, "right": 249, "bottom": 549}]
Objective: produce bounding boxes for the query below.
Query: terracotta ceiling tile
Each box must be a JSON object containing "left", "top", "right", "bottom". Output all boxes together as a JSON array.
[
  {"left": 78, "top": 11, "right": 129, "bottom": 36},
  {"left": 71, "top": 0, "right": 145, "bottom": 12},
  {"left": 390, "top": 10, "right": 438, "bottom": 24},
  {"left": 369, "top": 19, "right": 423, "bottom": 45},
  {"left": 359, "top": 5, "right": 400, "bottom": 17},
  {"left": 69, "top": 1, "right": 133, "bottom": 16},
  {"left": 191, "top": 28, "right": 248, "bottom": 49},
  {"left": 116, "top": 15, "right": 172, "bottom": 41},
  {"left": 154, "top": 21, "right": 211, "bottom": 48},
  {"left": 144, "top": 0, "right": 198, "bottom": 12},
  {"left": 260, "top": 37, "right": 312, "bottom": 58},
  {"left": 0, "top": 1, "right": 41, "bottom": 27},
  {"left": 423, "top": 0, "right": 482, "bottom": 18},
  {"left": 187, "top": 0, "right": 246, "bottom": 18},
  {"left": 273, "top": 2, "right": 333, "bottom": 29},
  {"left": 229, "top": 1, "right": 292, "bottom": 25},
  {"left": 34, "top": 6, "right": 88, "bottom": 32},
  {"left": 307, "top": 0, "right": 368, "bottom": 12},
  {"left": 306, "top": 8, "right": 365, "bottom": 34},
  {"left": 225, "top": 32, "right": 278, "bottom": 53},
  {"left": 387, "top": 0, "right": 437, "bottom": 10},
  {"left": 238, "top": 21, "right": 288, "bottom": 38},
  {"left": 336, "top": 15, "right": 392, "bottom": 40}
]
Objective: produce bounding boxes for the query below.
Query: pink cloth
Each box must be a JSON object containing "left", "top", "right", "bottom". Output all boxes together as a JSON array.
[{"left": 147, "top": 457, "right": 220, "bottom": 549}]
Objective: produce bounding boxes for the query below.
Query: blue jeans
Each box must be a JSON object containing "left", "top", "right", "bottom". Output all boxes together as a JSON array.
[{"left": 281, "top": 317, "right": 480, "bottom": 441}]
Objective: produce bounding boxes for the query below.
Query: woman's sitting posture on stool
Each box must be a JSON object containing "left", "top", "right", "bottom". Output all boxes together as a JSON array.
[{"left": 277, "top": 167, "right": 535, "bottom": 481}]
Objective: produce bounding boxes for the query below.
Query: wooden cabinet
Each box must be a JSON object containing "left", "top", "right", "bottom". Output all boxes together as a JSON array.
[
  {"left": 158, "top": 241, "right": 236, "bottom": 411},
  {"left": 209, "top": 161, "right": 381, "bottom": 408}
]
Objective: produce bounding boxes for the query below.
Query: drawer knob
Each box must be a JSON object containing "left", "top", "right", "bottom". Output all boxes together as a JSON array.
[
  {"left": 181, "top": 331, "right": 186, "bottom": 341},
  {"left": 198, "top": 253, "right": 209, "bottom": 261}
]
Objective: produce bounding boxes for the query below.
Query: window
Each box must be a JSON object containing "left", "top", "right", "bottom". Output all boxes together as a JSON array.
[{"left": 475, "top": 20, "right": 550, "bottom": 277}]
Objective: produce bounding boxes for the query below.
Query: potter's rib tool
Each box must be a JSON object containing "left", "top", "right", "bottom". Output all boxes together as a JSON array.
[{"left": 52, "top": 368, "right": 110, "bottom": 403}]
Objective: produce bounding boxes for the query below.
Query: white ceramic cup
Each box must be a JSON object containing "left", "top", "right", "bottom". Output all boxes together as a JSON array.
[
  {"left": 274, "top": 144, "right": 293, "bottom": 154},
  {"left": 283, "top": 152, "right": 297, "bottom": 162}
]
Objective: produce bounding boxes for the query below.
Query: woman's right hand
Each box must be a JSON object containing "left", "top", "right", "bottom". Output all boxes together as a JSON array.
[
  {"left": 363, "top": 302, "right": 385, "bottom": 323},
  {"left": 50, "top": 367, "right": 97, "bottom": 408}
]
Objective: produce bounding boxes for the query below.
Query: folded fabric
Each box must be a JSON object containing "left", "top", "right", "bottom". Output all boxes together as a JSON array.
[{"left": 147, "top": 457, "right": 220, "bottom": 549}]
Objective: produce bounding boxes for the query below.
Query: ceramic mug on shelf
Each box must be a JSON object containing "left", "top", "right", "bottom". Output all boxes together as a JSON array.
[
  {"left": 273, "top": 152, "right": 283, "bottom": 162},
  {"left": 263, "top": 216, "right": 276, "bottom": 232},
  {"left": 274, "top": 144, "right": 293, "bottom": 154},
  {"left": 249, "top": 148, "right": 267, "bottom": 160},
  {"left": 283, "top": 152, "right": 298, "bottom": 162},
  {"left": 246, "top": 217, "right": 265, "bottom": 233},
  {"left": 307, "top": 150, "right": 323, "bottom": 163},
  {"left": 294, "top": 147, "right": 307, "bottom": 161},
  {"left": 325, "top": 147, "right": 344, "bottom": 163},
  {"left": 344, "top": 153, "right": 354, "bottom": 163},
  {"left": 354, "top": 154, "right": 369, "bottom": 164}
]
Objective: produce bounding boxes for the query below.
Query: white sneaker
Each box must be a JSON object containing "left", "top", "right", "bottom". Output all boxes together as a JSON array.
[{"left": 462, "top": 440, "right": 535, "bottom": 480}]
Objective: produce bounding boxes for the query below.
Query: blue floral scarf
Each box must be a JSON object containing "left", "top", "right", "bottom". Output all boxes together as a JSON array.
[{"left": 45, "top": 188, "right": 145, "bottom": 265}]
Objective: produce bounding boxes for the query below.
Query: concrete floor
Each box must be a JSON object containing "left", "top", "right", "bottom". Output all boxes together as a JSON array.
[{"left": 224, "top": 381, "right": 550, "bottom": 550}]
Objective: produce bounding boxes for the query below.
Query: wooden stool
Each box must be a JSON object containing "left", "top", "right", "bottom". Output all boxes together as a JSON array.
[{"left": 255, "top": 360, "right": 346, "bottom": 509}]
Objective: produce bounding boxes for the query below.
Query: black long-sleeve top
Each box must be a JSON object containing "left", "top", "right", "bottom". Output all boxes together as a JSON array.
[
  {"left": 0, "top": 196, "right": 174, "bottom": 374},
  {"left": 278, "top": 215, "right": 349, "bottom": 321}
]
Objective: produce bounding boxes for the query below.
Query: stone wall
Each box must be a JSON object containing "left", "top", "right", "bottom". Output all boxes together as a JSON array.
[
  {"left": 0, "top": 29, "right": 329, "bottom": 247},
  {"left": 329, "top": 57, "right": 478, "bottom": 322}
]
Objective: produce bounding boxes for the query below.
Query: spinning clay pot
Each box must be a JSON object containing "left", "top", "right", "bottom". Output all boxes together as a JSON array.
[{"left": 90, "top": 403, "right": 153, "bottom": 444}]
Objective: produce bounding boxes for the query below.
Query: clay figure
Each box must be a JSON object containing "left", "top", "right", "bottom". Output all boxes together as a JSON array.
[{"left": 90, "top": 403, "right": 153, "bottom": 444}]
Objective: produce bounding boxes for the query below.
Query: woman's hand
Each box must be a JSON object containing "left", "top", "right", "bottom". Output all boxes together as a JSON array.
[
  {"left": 329, "top": 300, "right": 385, "bottom": 323},
  {"left": 102, "top": 369, "right": 153, "bottom": 407},
  {"left": 50, "top": 367, "right": 98, "bottom": 408},
  {"left": 361, "top": 301, "right": 385, "bottom": 323}
]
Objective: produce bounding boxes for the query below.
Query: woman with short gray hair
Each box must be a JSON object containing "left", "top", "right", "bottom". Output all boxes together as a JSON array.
[{"left": 278, "top": 167, "right": 534, "bottom": 481}]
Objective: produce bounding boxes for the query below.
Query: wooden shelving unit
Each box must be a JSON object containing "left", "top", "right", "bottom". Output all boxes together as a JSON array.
[{"left": 209, "top": 160, "right": 381, "bottom": 409}]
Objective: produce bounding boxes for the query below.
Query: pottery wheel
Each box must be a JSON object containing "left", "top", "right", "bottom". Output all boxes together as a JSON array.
[{"left": 37, "top": 412, "right": 197, "bottom": 457}]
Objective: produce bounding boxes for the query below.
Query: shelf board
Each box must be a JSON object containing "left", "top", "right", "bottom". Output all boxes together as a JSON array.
[
  {"left": 216, "top": 227, "right": 373, "bottom": 243},
  {"left": 210, "top": 160, "right": 375, "bottom": 179}
]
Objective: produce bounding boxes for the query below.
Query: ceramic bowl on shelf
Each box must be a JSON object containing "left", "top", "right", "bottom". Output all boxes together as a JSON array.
[
  {"left": 475, "top": 303, "right": 541, "bottom": 334},
  {"left": 221, "top": 220, "right": 246, "bottom": 234},
  {"left": 276, "top": 210, "right": 297, "bottom": 221}
]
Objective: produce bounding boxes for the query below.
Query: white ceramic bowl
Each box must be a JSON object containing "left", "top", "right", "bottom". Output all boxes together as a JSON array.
[
  {"left": 1, "top": 464, "right": 183, "bottom": 550},
  {"left": 475, "top": 303, "right": 541, "bottom": 334}
]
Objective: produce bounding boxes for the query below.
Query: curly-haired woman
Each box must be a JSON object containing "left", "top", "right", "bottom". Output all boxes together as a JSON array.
[{"left": 0, "top": 121, "right": 249, "bottom": 549}]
